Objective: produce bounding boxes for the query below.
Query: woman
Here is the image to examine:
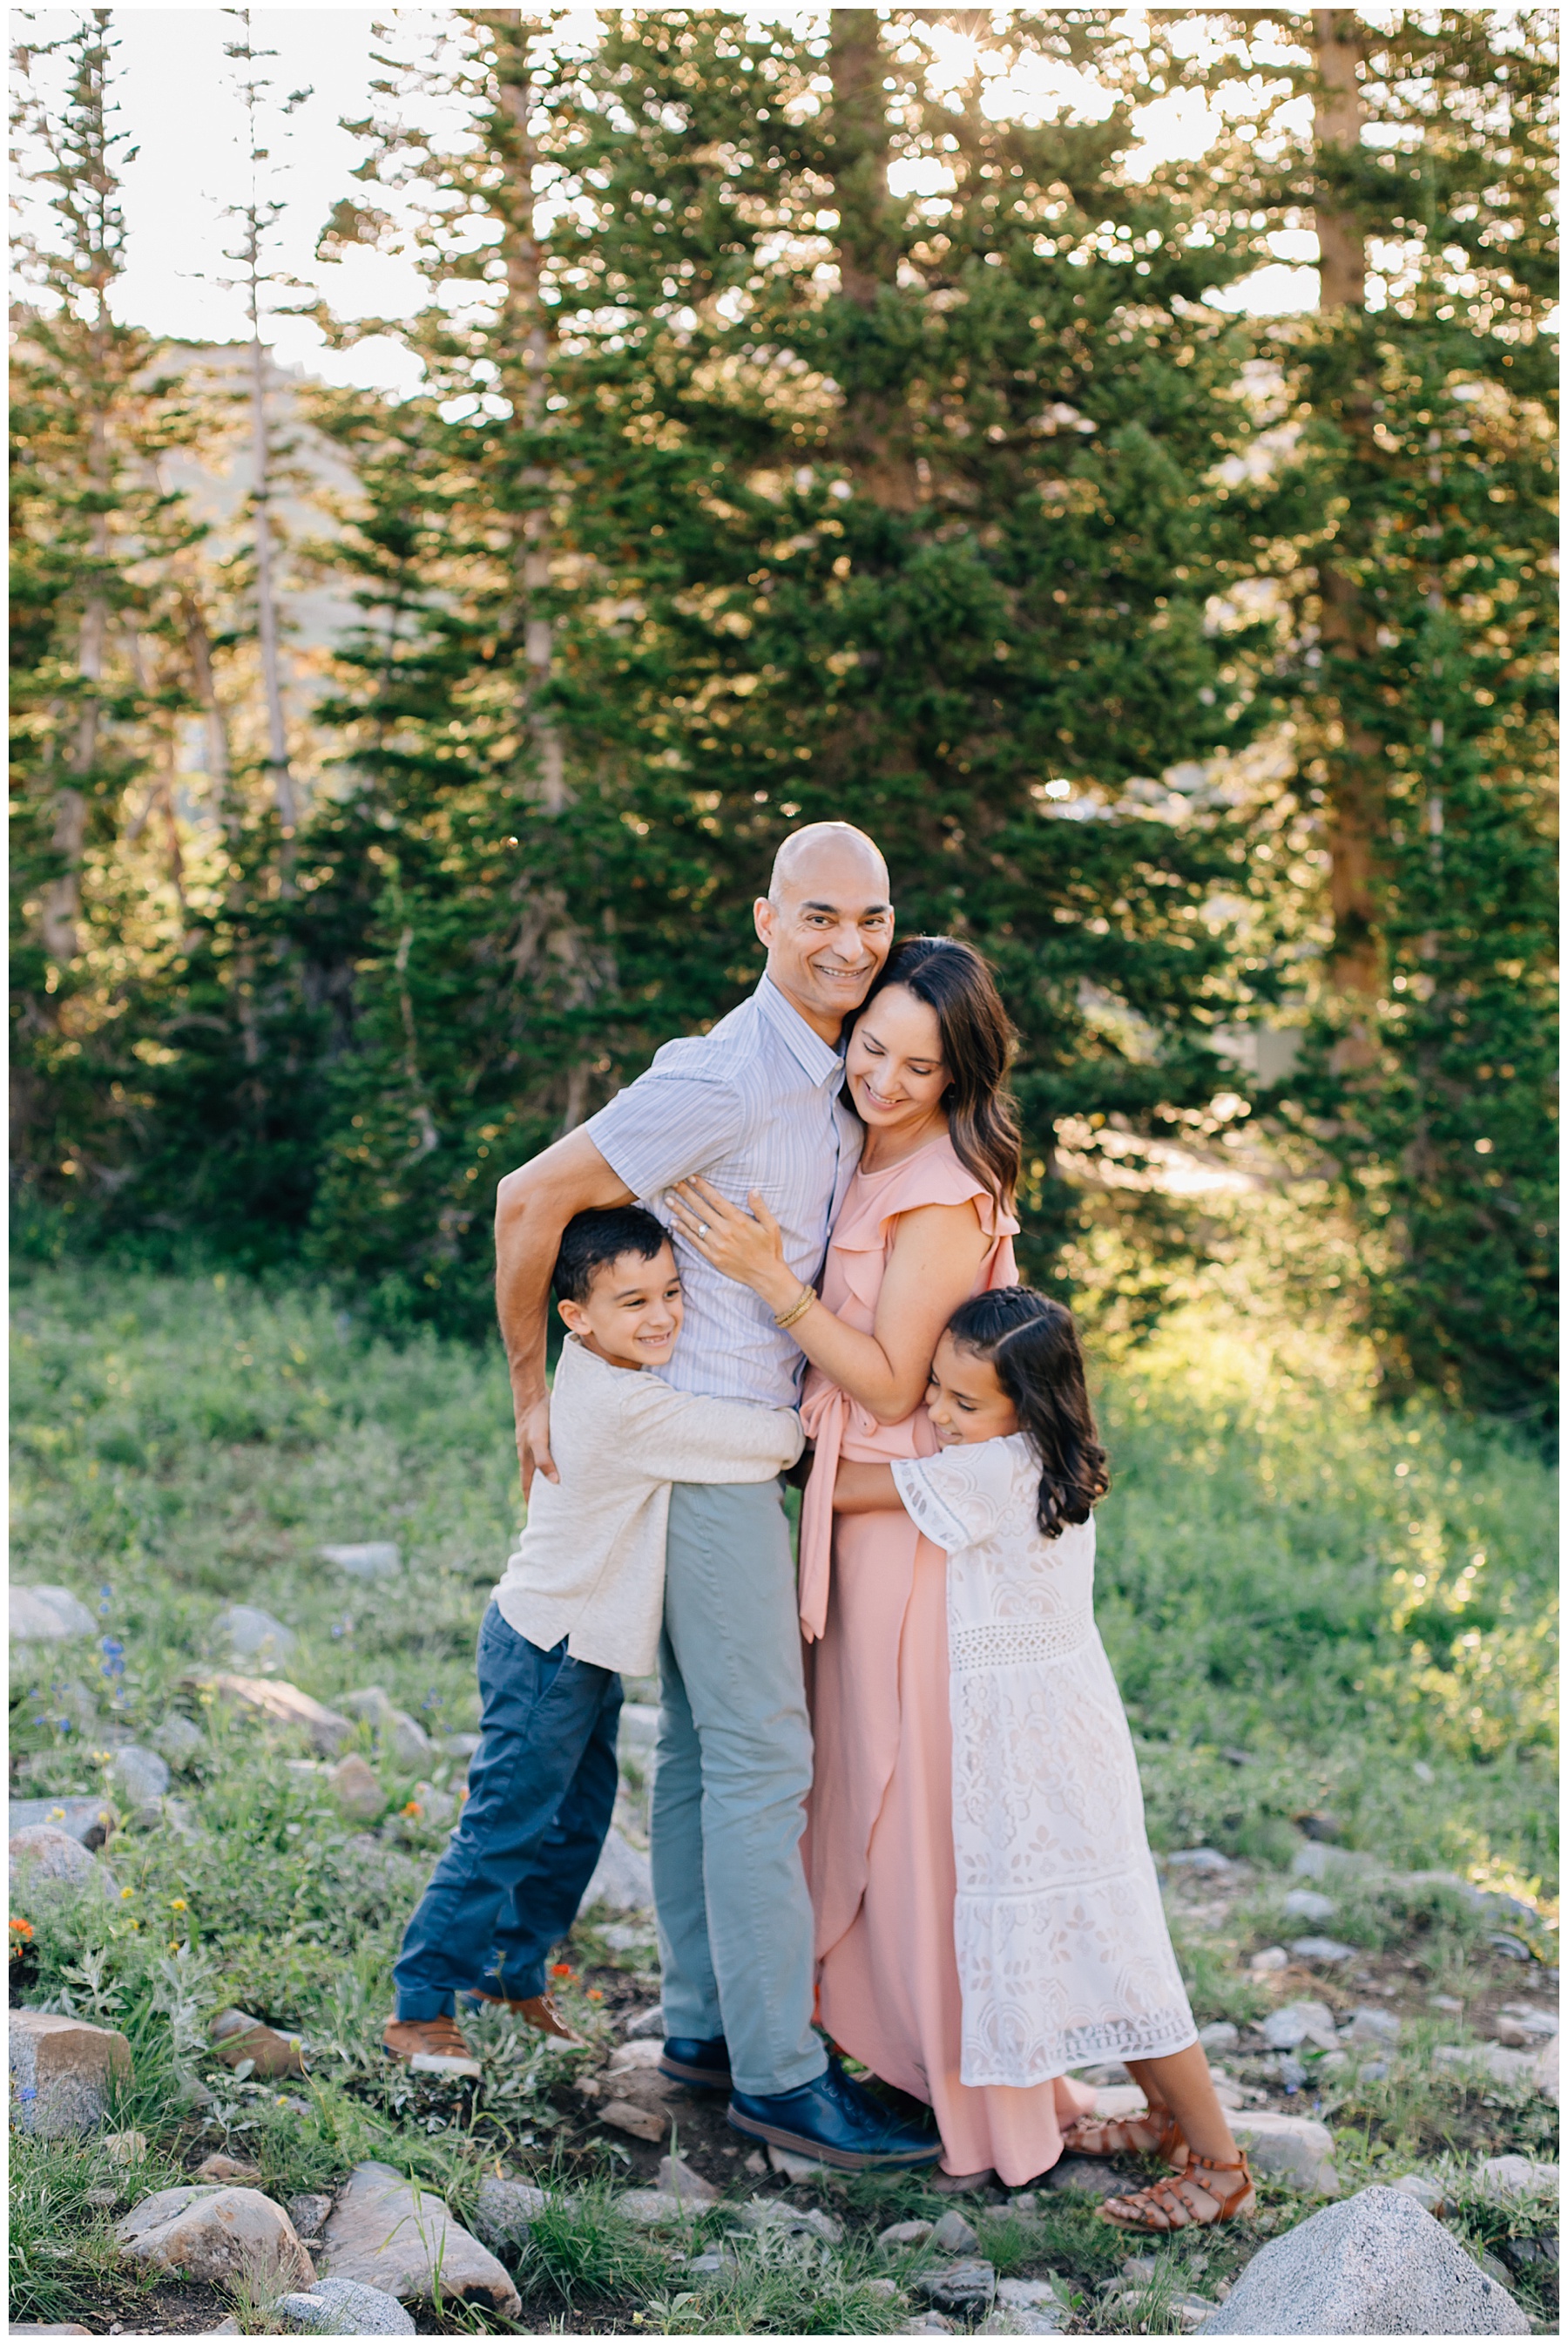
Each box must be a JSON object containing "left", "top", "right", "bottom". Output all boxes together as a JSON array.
[{"left": 669, "top": 935, "right": 1093, "bottom": 2185}]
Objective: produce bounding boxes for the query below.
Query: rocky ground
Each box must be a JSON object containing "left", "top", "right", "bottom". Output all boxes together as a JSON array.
[{"left": 10, "top": 1267, "right": 1558, "bottom": 2334}]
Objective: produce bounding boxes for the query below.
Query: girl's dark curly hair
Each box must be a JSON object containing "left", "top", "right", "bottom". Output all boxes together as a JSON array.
[{"left": 945, "top": 1286, "right": 1110, "bottom": 1539}]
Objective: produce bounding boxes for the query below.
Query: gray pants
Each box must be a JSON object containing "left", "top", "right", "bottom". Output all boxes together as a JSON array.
[{"left": 652, "top": 1478, "right": 827, "bottom": 2097}]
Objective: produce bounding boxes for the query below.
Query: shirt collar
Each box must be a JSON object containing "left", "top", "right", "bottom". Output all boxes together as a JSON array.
[{"left": 754, "top": 973, "right": 847, "bottom": 1087}]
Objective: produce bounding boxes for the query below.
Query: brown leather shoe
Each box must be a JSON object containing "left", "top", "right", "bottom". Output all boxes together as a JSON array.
[
  {"left": 382, "top": 2013, "right": 479, "bottom": 2070},
  {"left": 470, "top": 1989, "right": 585, "bottom": 2046}
]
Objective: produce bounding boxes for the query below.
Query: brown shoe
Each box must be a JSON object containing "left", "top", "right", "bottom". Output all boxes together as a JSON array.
[
  {"left": 470, "top": 1989, "right": 585, "bottom": 2046},
  {"left": 382, "top": 2014, "right": 480, "bottom": 2074}
]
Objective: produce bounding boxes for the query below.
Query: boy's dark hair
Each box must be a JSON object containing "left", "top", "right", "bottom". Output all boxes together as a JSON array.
[
  {"left": 944, "top": 1287, "right": 1110, "bottom": 1539},
  {"left": 551, "top": 1205, "right": 674, "bottom": 1305}
]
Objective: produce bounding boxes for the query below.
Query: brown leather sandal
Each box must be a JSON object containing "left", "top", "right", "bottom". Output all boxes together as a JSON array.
[
  {"left": 1060, "top": 2106, "right": 1187, "bottom": 2166},
  {"left": 1098, "top": 2149, "right": 1256, "bottom": 2232}
]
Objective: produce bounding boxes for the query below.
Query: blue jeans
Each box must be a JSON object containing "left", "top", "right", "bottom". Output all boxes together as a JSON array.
[{"left": 392, "top": 1602, "right": 622, "bottom": 2021}]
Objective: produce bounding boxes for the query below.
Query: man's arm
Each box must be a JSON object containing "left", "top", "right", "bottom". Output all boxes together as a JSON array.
[{"left": 495, "top": 1127, "right": 632, "bottom": 1494}]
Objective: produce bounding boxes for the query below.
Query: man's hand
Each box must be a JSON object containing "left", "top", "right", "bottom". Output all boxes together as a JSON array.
[{"left": 518, "top": 1393, "right": 558, "bottom": 1498}]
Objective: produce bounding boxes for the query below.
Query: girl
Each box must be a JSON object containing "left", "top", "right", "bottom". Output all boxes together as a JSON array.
[{"left": 834, "top": 1286, "right": 1256, "bottom": 2232}]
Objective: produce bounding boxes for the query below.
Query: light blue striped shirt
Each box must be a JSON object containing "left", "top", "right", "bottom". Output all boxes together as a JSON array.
[{"left": 585, "top": 976, "right": 862, "bottom": 1406}]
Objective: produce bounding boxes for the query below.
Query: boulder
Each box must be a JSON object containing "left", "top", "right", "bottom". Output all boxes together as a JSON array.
[
  {"left": 472, "top": 2175, "right": 549, "bottom": 2251},
  {"left": 193, "top": 1674, "right": 352, "bottom": 1756},
  {"left": 209, "top": 2008, "right": 306, "bottom": 2078},
  {"left": 321, "top": 2162, "right": 520, "bottom": 2316},
  {"left": 10, "top": 1822, "right": 112, "bottom": 1892},
  {"left": 616, "top": 2188, "right": 693, "bottom": 2227},
  {"left": 1344, "top": 2008, "right": 1402, "bottom": 2047},
  {"left": 213, "top": 1605, "right": 295, "bottom": 1667},
  {"left": 1228, "top": 2109, "right": 1341, "bottom": 2195},
  {"left": 10, "top": 1585, "right": 98, "bottom": 1640},
  {"left": 1289, "top": 1936, "right": 1356, "bottom": 1964},
  {"left": 1473, "top": 2157, "right": 1558, "bottom": 2204},
  {"left": 1264, "top": 2001, "right": 1342, "bottom": 2053},
  {"left": 10, "top": 1798, "right": 114, "bottom": 1850},
  {"left": 584, "top": 1823, "right": 653, "bottom": 1913},
  {"left": 277, "top": 2278, "right": 416, "bottom": 2334},
  {"left": 327, "top": 1754, "right": 384, "bottom": 1821},
  {"left": 111, "top": 1744, "right": 172, "bottom": 1807},
  {"left": 320, "top": 1542, "right": 402, "bottom": 1580},
  {"left": 10, "top": 2009, "right": 132, "bottom": 2136},
  {"left": 1201, "top": 2183, "right": 1529, "bottom": 2334},
  {"left": 657, "top": 2153, "right": 718, "bottom": 2206},
  {"left": 116, "top": 2185, "right": 314, "bottom": 2291}
]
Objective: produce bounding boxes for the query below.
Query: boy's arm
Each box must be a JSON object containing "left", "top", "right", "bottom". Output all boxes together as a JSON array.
[
  {"left": 621, "top": 1382, "right": 804, "bottom": 1482},
  {"left": 835, "top": 1460, "right": 902, "bottom": 1514},
  {"left": 495, "top": 1128, "right": 632, "bottom": 1495}
]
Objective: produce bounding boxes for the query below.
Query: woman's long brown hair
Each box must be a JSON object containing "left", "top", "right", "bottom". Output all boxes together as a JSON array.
[{"left": 852, "top": 936, "right": 1021, "bottom": 1216}]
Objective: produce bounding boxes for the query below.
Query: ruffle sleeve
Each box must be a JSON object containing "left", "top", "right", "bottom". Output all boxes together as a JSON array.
[{"left": 891, "top": 1437, "right": 1021, "bottom": 1554}]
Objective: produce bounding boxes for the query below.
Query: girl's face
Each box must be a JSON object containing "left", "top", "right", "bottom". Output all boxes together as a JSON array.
[
  {"left": 846, "top": 986, "right": 950, "bottom": 1135},
  {"left": 925, "top": 1331, "right": 1020, "bottom": 1446}
]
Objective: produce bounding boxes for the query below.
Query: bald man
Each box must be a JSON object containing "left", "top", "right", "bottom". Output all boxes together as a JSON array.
[{"left": 478, "top": 826, "right": 936, "bottom": 2167}]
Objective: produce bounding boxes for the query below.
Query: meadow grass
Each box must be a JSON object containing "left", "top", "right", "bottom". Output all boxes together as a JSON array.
[{"left": 8, "top": 1261, "right": 1558, "bottom": 2330}]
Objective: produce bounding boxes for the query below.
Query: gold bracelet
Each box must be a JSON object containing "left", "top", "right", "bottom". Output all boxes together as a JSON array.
[{"left": 774, "top": 1284, "right": 817, "bottom": 1331}]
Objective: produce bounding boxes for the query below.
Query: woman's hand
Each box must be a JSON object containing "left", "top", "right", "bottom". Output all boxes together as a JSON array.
[{"left": 668, "top": 1175, "right": 801, "bottom": 1312}]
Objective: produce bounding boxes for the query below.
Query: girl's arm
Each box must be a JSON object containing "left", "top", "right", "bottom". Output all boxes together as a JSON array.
[
  {"left": 835, "top": 1460, "right": 902, "bottom": 1514},
  {"left": 667, "top": 1177, "right": 990, "bottom": 1425}
]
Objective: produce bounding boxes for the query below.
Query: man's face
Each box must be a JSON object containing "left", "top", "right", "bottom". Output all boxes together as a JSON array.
[{"left": 754, "top": 841, "right": 894, "bottom": 1033}]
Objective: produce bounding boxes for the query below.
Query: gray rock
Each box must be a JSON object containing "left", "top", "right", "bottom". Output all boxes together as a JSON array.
[
  {"left": 657, "top": 2154, "right": 718, "bottom": 2206},
  {"left": 997, "top": 2280, "right": 1064, "bottom": 2311},
  {"left": 11, "top": 1585, "right": 98, "bottom": 1640},
  {"left": 471, "top": 2175, "right": 549, "bottom": 2250},
  {"left": 10, "top": 1797, "right": 115, "bottom": 1848},
  {"left": 1345, "top": 2007, "right": 1402, "bottom": 2047},
  {"left": 930, "top": 2207, "right": 980, "bottom": 2253},
  {"left": 880, "top": 2219, "right": 936, "bottom": 2250},
  {"left": 583, "top": 1823, "right": 653, "bottom": 1913},
  {"left": 286, "top": 2193, "right": 335, "bottom": 2240},
  {"left": 1495, "top": 2002, "right": 1558, "bottom": 2042},
  {"left": 616, "top": 2188, "right": 692, "bottom": 2227},
  {"left": 915, "top": 2259, "right": 997, "bottom": 2312},
  {"left": 388, "top": 1713, "right": 432, "bottom": 1769},
  {"left": 1228, "top": 2109, "right": 1341, "bottom": 2194},
  {"left": 213, "top": 1605, "right": 295, "bottom": 1666},
  {"left": 732, "top": 2198, "right": 843, "bottom": 2246},
  {"left": 684, "top": 2246, "right": 739, "bottom": 2284},
  {"left": 1278, "top": 2055, "right": 1308, "bottom": 2091},
  {"left": 327, "top": 1754, "right": 384, "bottom": 1821},
  {"left": 117, "top": 2185, "right": 314, "bottom": 2290},
  {"left": 1433, "top": 2043, "right": 1538, "bottom": 2088},
  {"left": 320, "top": 1542, "right": 402, "bottom": 1579},
  {"left": 1360, "top": 2059, "right": 1390, "bottom": 2083},
  {"left": 1166, "top": 1847, "right": 1233, "bottom": 1874},
  {"left": 199, "top": 1673, "right": 353, "bottom": 1756},
  {"left": 1250, "top": 1945, "right": 1289, "bottom": 1973},
  {"left": 1201, "top": 2183, "right": 1529, "bottom": 2333},
  {"left": 1291, "top": 1843, "right": 1379, "bottom": 1882},
  {"left": 11, "top": 2009, "right": 132, "bottom": 2135},
  {"left": 321, "top": 2162, "right": 519, "bottom": 2315},
  {"left": 1290, "top": 1936, "right": 1356, "bottom": 1964},
  {"left": 1285, "top": 1888, "right": 1339, "bottom": 1923},
  {"left": 1199, "top": 2021, "right": 1240, "bottom": 2054},
  {"left": 1389, "top": 2174, "right": 1444, "bottom": 2211},
  {"left": 1046, "top": 2157, "right": 1126, "bottom": 2199},
  {"left": 978, "top": 2313, "right": 1065, "bottom": 2336},
  {"left": 624, "top": 2002, "right": 666, "bottom": 2039},
  {"left": 1263, "top": 2000, "right": 1340, "bottom": 2052},
  {"left": 902, "top": 2318, "right": 956, "bottom": 2336},
  {"left": 111, "top": 1744, "right": 171, "bottom": 1806},
  {"left": 1473, "top": 2157, "right": 1558, "bottom": 2203},
  {"left": 438, "top": 1730, "right": 482, "bottom": 1760},
  {"left": 277, "top": 2278, "right": 416, "bottom": 2334},
  {"left": 151, "top": 1714, "right": 206, "bottom": 1768},
  {"left": 10, "top": 1822, "right": 112, "bottom": 1893}
]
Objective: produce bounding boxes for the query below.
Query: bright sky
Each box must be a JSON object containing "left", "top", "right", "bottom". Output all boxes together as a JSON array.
[{"left": 14, "top": 5, "right": 1321, "bottom": 395}]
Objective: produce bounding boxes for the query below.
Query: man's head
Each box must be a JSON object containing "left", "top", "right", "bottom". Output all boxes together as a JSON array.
[
  {"left": 551, "top": 1205, "right": 681, "bottom": 1370},
  {"left": 754, "top": 822, "right": 893, "bottom": 1040}
]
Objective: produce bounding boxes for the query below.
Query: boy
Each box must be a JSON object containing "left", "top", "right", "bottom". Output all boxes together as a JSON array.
[{"left": 384, "top": 1204, "right": 803, "bottom": 2065}]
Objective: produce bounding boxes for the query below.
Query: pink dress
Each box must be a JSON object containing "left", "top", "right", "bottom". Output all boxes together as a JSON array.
[{"left": 797, "top": 1135, "right": 1093, "bottom": 2183}]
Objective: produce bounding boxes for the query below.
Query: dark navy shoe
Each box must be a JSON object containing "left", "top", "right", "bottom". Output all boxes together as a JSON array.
[
  {"left": 660, "top": 2036, "right": 733, "bottom": 2091},
  {"left": 727, "top": 2056, "right": 943, "bottom": 2170}
]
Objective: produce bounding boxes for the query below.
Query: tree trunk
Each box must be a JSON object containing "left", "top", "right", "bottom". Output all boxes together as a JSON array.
[
  {"left": 1310, "top": 8, "right": 1382, "bottom": 1025},
  {"left": 247, "top": 331, "right": 299, "bottom": 848},
  {"left": 826, "top": 10, "right": 920, "bottom": 512},
  {"left": 41, "top": 399, "right": 109, "bottom": 963}
]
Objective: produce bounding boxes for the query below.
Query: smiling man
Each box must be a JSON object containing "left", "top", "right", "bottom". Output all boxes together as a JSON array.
[{"left": 491, "top": 823, "right": 938, "bottom": 2168}]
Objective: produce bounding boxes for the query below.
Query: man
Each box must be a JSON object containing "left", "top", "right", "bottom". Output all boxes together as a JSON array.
[{"left": 494, "top": 822, "right": 938, "bottom": 2168}]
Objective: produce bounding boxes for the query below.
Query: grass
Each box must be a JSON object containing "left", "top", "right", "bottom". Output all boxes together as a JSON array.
[{"left": 8, "top": 1260, "right": 1559, "bottom": 2333}]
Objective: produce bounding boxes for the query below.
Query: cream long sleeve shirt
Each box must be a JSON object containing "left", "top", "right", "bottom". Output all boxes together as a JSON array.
[{"left": 490, "top": 1334, "right": 805, "bottom": 1676}]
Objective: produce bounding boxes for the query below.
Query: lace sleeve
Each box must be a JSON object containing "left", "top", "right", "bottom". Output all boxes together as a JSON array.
[{"left": 892, "top": 1440, "right": 1015, "bottom": 1553}]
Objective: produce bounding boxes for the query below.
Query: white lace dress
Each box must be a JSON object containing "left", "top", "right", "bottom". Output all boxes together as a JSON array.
[{"left": 892, "top": 1433, "right": 1196, "bottom": 2090}]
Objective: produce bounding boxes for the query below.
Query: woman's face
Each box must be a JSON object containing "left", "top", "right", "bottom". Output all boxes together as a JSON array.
[{"left": 846, "top": 985, "right": 949, "bottom": 1135}]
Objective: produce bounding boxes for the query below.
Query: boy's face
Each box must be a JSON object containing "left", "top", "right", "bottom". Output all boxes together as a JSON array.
[{"left": 558, "top": 1243, "right": 683, "bottom": 1370}]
